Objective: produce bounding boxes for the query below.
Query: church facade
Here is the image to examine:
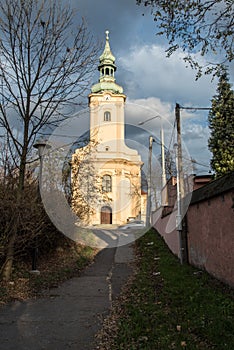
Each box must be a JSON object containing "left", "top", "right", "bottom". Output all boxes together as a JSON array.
[{"left": 72, "top": 31, "right": 144, "bottom": 226}]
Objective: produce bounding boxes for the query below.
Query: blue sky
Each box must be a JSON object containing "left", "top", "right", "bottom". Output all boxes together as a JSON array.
[{"left": 69, "top": 0, "right": 233, "bottom": 175}]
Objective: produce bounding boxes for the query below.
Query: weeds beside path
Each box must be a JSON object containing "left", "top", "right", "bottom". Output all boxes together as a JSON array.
[
  {"left": 96, "top": 229, "right": 234, "bottom": 350},
  {"left": 0, "top": 242, "right": 97, "bottom": 306}
]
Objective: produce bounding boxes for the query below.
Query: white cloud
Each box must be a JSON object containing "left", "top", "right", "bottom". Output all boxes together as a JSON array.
[
  {"left": 181, "top": 122, "right": 212, "bottom": 173},
  {"left": 125, "top": 97, "right": 174, "bottom": 124},
  {"left": 123, "top": 96, "right": 211, "bottom": 174},
  {"left": 118, "top": 44, "right": 217, "bottom": 106}
]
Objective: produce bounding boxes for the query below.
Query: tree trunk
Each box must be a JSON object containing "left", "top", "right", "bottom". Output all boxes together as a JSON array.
[
  {"left": 0, "top": 226, "right": 18, "bottom": 281},
  {"left": 0, "top": 200, "right": 20, "bottom": 281},
  {"left": 18, "top": 150, "right": 27, "bottom": 191},
  {"left": 1, "top": 124, "right": 30, "bottom": 280}
]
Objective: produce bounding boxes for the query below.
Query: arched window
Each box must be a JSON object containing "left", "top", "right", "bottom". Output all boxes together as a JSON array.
[
  {"left": 102, "top": 175, "right": 112, "bottom": 192},
  {"left": 106, "top": 68, "right": 110, "bottom": 75},
  {"left": 104, "top": 111, "right": 111, "bottom": 121}
]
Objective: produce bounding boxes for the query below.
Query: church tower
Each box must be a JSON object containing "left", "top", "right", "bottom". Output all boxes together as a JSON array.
[
  {"left": 72, "top": 31, "right": 143, "bottom": 226},
  {"left": 89, "top": 30, "right": 126, "bottom": 147}
]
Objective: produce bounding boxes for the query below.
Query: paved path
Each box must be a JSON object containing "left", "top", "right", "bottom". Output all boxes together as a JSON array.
[{"left": 0, "top": 231, "right": 136, "bottom": 350}]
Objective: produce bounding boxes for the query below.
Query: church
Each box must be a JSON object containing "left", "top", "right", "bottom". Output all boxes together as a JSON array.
[{"left": 72, "top": 31, "right": 145, "bottom": 226}]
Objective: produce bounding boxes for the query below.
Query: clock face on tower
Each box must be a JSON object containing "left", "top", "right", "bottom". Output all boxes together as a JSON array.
[{"left": 103, "top": 94, "right": 111, "bottom": 101}]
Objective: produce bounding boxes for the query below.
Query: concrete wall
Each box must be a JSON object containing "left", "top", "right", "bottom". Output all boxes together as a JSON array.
[{"left": 153, "top": 172, "right": 234, "bottom": 287}]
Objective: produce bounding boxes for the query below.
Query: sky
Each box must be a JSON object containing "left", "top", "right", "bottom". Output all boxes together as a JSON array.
[{"left": 68, "top": 0, "right": 233, "bottom": 175}]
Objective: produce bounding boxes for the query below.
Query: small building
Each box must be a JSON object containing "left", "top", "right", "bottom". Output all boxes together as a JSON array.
[
  {"left": 72, "top": 31, "right": 144, "bottom": 226},
  {"left": 192, "top": 174, "right": 213, "bottom": 190}
]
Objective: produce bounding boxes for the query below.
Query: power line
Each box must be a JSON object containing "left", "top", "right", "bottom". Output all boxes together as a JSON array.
[
  {"left": 167, "top": 117, "right": 176, "bottom": 151},
  {"left": 182, "top": 156, "right": 210, "bottom": 168},
  {"left": 37, "top": 131, "right": 87, "bottom": 139},
  {"left": 179, "top": 105, "right": 211, "bottom": 111}
]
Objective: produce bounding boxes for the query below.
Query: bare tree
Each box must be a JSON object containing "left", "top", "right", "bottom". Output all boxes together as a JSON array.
[
  {"left": 0, "top": 0, "right": 98, "bottom": 191},
  {"left": 137, "top": 0, "right": 234, "bottom": 77},
  {"left": 71, "top": 142, "right": 107, "bottom": 226},
  {"left": 0, "top": 0, "right": 98, "bottom": 280}
]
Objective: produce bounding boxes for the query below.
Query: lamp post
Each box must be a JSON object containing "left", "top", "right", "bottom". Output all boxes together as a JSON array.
[
  {"left": 31, "top": 138, "right": 48, "bottom": 273},
  {"left": 138, "top": 115, "right": 167, "bottom": 206}
]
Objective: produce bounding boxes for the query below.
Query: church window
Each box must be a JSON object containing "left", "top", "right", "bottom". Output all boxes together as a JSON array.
[
  {"left": 104, "top": 111, "right": 111, "bottom": 121},
  {"left": 106, "top": 68, "right": 110, "bottom": 75},
  {"left": 102, "top": 175, "right": 112, "bottom": 192}
]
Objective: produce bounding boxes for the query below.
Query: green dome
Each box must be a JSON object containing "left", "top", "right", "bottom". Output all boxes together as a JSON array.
[
  {"left": 91, "top": 81, "right": 123, "bottom": 94},
  {"left": 91, "top": 31, "right": 123, "bottom": 94}
]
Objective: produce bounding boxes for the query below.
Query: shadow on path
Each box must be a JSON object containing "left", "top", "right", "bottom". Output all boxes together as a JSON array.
[{"left": 0, "top": 231, "right": 135, "bottom": 350}]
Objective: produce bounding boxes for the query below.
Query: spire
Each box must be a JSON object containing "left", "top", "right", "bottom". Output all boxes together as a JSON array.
[
  {"left": 99, "top": 30, "right": 116, "bottom": 67},
  {"left": 91, "top": 31, "right": 123, "bottom": 94}
]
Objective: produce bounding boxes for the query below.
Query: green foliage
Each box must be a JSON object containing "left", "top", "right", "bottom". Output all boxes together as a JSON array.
[
  {"left": 208, "top": 67, "right": 234, "bottom": 176},
  {"left": 136, "top": 0, "right": 234, "bottom": 77}
]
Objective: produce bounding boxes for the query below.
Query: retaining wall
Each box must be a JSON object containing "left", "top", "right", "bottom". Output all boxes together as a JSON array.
[{"left": 153, "top": 172, "right": 234, "bottom": 287}]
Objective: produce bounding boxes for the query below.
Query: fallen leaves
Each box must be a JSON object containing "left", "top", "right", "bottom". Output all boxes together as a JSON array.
[
  {"left": 153, "top": 272, "right": 161, "bottom": 276},
  {"left": 176, "top": 325, "right": 181, "bottom": 332},
  {"left": 181, "top": 340, "right": 187, "bottom": 347},
  {"left": 0, "top": 242, "right": 97, "bottom": 306}
]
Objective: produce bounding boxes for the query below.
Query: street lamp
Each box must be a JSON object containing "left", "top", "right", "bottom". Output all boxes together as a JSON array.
[
  {"left": 138, "top": 115, "right": 167, "bottom": 206},
  {"left": 31, "top": 137, "right": 48, "bottom": 273}
]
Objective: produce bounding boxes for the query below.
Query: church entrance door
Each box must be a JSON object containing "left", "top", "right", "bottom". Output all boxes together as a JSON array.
[{"left": 101, "top": 206, "right": 112, "bottom": 224}]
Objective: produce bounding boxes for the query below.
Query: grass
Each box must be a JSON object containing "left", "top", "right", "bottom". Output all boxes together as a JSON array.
[
  {"left": 97, "top": 229, "right": 234, "bottom": 350},
  {"left": 0, "top": 243, "right": 97, "bottom": 305}
]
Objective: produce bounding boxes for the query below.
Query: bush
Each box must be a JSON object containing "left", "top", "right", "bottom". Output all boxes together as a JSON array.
[{"left": 0, "top": 175, "right": 67, "bottom": 270}]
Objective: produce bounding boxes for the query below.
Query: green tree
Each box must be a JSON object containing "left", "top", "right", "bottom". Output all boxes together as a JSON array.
[
  {"left": 136, "top": 0, "right": 234, "bottom": 77},
  {"left": 208, "top": 67, "right": 234, "bottom": 176}
]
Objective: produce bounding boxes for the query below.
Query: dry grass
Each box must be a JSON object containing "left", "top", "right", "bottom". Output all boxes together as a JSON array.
[{"left": 0, "top": 241, "right": 97, "bottom": 306}]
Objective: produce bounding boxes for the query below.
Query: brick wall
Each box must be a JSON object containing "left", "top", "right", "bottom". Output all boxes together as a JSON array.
[{"left": 153, "top": 172, "right": 234, "bottom": 287}]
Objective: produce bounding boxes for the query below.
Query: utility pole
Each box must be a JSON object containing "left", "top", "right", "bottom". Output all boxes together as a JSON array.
[
  {"left": 175, "top": 103, "right": 186, "bottom": 264},
  {"left": 146, "top": 136, "right": 154, "bottom": 227},
  {"left": 138, "top": 115, "right": 167, "bottom": 207},
  {"left": 160, "top": 125, "right": 167, "bottom": 206},
  {"left": 174, "top": 143, "right": 184, "bottom": 264},
  {"left": 175, "top": 103, "right": 185, "bottom": 198}
]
